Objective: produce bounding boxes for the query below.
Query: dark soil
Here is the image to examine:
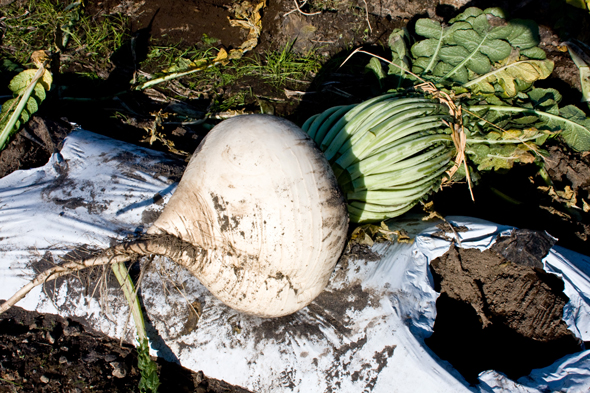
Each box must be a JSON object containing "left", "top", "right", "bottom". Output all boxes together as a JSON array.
[
  {"left": 0, "top": 116, "right": 73, "bottom": 178},
  {"left": 427, "top": 241, "right": 584, "bottom": 384},
  {"left": 1, "top": 0, "right": 590, "bottom": 391},
  {"left": 0, "top": 304, "right": 252, "bottom": 393}
]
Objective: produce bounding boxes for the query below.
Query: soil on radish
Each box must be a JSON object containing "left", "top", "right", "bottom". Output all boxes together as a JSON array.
[{"left": 0, "top": 0, "right": 589, "bottom": 391}]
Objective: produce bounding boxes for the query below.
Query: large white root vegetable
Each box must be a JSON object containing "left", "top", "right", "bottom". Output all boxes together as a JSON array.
[
  {"left": 149, "top": 115, "right": 349, "bottom": 316},
  {"left": 0, "top": 114, "right": 349, "bottom": 318}
]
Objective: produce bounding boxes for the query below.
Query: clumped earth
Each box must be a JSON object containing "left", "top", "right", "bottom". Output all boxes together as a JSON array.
[
  {"left": 1, "top": 0, "right": 590, "bottom": 391},
  {"left": 0, "top": 305, "right": 252, "bottom": 393},
  {"left": 427, "top": 236, "right": 583, "bottom": 383}
]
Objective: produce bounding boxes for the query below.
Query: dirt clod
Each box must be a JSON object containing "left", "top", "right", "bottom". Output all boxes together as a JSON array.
[
  {"left": 491, "top": 229, "right": 557, "bottom": 269},
  {"left": 427, "top": 244, "right": 582, "bottom": 383}
]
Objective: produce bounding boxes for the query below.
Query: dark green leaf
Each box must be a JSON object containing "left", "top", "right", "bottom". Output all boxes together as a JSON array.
[
  {"left": 434, "top": 59, "right": 468, "bottom": 83},
  {"left": 439, "top": 45, "right": 470, "bottom": 66},
  {"left": 414, "top": 19, "right": 442, "bottom": 39},
  {"left": 454, "top": 30, "right": 512, "bottom": 62},
  {"left": 20, "top": 109, "right": 30, "bottom": 124},
  {"left": 26, "top": 97, "right": 38, "bottom": 114},
  {"left": 484, "top": 94, "right": 507, "bottom": 105},
  {"left": 411, "top": 39, "right": 440, "bottom": 58},
  {"left": 483, "top": 7, "right": 507, "bottom": 18},
  {"left": 470, "top": 14, "right": 490, "bottom": 34},
  {"left": 520, "top": 46, "right": 546, "bottom": 60},
  {"left": 411, "top": 57, "right": 431, "bottom": 74},
  {"left": 512, "top": 115, "right": 539, "bottom": 124},
  {"left": 33, "top": 84, "right": 47, "bottom": 102},
  {"left": 527, "top": 88, "right": 562, "bottom": 114},
  {"left": 451, "top": 7, "right": 483, "bottom": 23},
  {"left": 489, "top": 19, "right": 540, "bottom": 49},
  {"left": 388, "top": 28, "right": 409, "bottom": 59},
  {"left": 467, "top": 52, "right": 493, "bottom": 74},
  {"left": 366, "top": 57, "right": 386, "bottom": 82},
  {"left": 388, "top": 57, "right": 410, "bottom": 76}
]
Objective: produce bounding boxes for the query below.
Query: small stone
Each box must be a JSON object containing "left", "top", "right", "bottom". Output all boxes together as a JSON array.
[
  {"left": 46, "top": 331, "right": 55, "bottom": 344},
  {"left": 59, "top": 356, "right": 68, "bottom": 364},
  {"left": 195, "top": 370, "right": 204, "bottom": 384},
  {"left": 40, "top": 375, "right": 49, "bottom": 383},
  {"left": 110, "top": 361, "right": 128, "bottom": 378}
]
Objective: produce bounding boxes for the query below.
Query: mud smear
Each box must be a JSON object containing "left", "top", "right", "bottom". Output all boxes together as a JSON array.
[
  {"left": 427, "top": 244, "right": 583, "bottom": 384},
  {"left": 248, "top": 283, "right": 389, "bottom": 392}
]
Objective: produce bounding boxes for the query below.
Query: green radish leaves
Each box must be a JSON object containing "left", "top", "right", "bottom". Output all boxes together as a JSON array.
[
  {"left": 386, "top": 28, "right": 414, "bottom": 87},
  {"left": 520, "top": 88, "right": 590, "bottom": 151},
  {"left": 383, "top": 6, "right": 589, "bottom": 153},
  {"left": 373, "top": 7, "right": 552, "bottom": 98},
  {"left": 554, "top": 105, "right": 590, "bottom": 151},
  {"left": 0, "top": 66, "right": 53, "bottom": 151},
  {"left": 463, "top": 127, "right": 547, "bottom": 171},
  {"left": 411, "top": 8, "right": 544, "bottom": 86},
  {"left": 467, "top": 143, "right": 537, "bottom": 171},
  {"left": 464, "top": 87, "right": 590, "bottom": 152}
]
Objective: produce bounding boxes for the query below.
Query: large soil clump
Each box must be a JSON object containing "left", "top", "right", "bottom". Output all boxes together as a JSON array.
[{"left": 427, "top": 235, "right": 583, "bottom": 383}]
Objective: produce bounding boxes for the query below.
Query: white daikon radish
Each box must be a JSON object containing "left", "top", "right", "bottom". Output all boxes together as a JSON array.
[{"left": 0, "top": 114, "right": 349, "bottom": 318}]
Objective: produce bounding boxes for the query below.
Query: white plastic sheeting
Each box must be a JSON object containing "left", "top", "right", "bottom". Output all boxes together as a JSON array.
[{"left": 0, "top": 130, "right": 589, "bottom": 392}]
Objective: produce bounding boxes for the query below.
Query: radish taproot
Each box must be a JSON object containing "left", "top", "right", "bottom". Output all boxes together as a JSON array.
[{"left": 0, "top": 114, "right": 349, "bottom": 318}]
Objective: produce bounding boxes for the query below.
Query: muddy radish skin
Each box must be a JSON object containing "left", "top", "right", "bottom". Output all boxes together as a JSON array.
[
  {"left": 0, "top": 114, "right": 349, "bottom": 319},
  {"left": 148, "top": 115, "right": 349, "bottom": 317}
]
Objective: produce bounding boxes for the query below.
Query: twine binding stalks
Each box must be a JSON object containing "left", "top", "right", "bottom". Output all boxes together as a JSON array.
[
  {"left": 341, "top": 48, "right": 476, "bottom": 201},
  {"left": 415, "top": 82, "right": 474, "bottom": 200}
]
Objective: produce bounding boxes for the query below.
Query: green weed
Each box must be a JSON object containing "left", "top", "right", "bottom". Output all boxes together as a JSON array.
[
  {"left": 139, "top": 42, "right": 321, "bottom": 108},
  {"left": 0, "top": 0, "right": 128, "bottom": 66},
  {"left": 245, "top": 44, "right": 322, "bottom": 87}
]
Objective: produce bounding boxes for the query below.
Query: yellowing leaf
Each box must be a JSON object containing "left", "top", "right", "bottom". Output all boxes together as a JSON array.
[
  {"left": 464, "top": 59, "right": 554, "bottom": 97},
  {"left": 1, "top": 64, "right": 52, "bottom": 151},
  {"left": 227, "top": 0, "right": 266, "bottom": 56},
  {"left": 350, "top": 226, "right": 374, "bottom": 246},
  {"left": 501, "top": 129, "right": 523, "bottom": 139},
  {"left": 215, "top": 48, "right": 228, "bottom": 62},
  {"left": 8, "top": 68, "right": 52, "bottom": 94},
  {"left": 30, "top": 50, "right": 50, "bottom": 68}
]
